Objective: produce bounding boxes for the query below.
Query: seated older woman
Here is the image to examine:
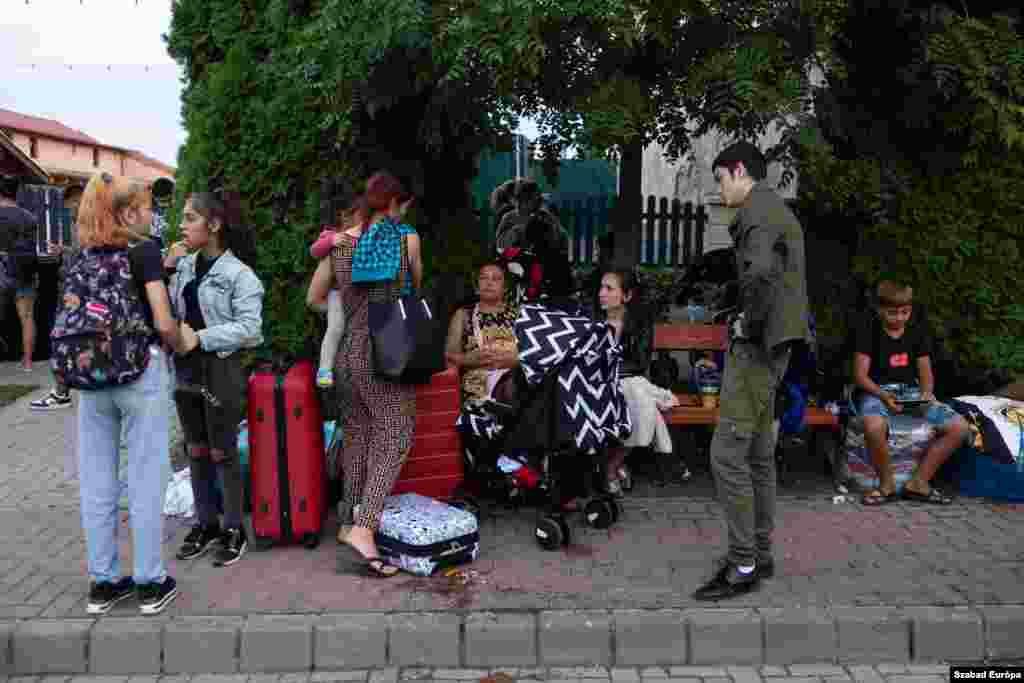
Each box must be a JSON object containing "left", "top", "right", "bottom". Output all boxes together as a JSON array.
[{"left": 445, "top": 262, "right": 519, "bottom": 404}]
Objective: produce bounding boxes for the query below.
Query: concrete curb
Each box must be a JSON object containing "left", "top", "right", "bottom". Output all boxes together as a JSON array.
[{"left": 3, "top": 604, "right": 1023, "bottom": 675}]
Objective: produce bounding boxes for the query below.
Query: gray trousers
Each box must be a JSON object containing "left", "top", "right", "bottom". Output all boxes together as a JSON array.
[{"left": 710, "top": 341, "right": 791, "bottom": 566}]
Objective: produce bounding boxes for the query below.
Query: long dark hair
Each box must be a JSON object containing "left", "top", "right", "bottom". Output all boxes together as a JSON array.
[
  {"left": 601, "top": 268, "right": 644, "bottom": 327},
  {"left": 603, "top": 269, "right": 639, "bottom": 304},
  {"left": 189, "top": 190, "right": 255, "bottom": 264}
]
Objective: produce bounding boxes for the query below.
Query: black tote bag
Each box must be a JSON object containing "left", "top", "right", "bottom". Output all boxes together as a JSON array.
[{"left": 368, "top": 271, "right": 446, "bottom": 384}]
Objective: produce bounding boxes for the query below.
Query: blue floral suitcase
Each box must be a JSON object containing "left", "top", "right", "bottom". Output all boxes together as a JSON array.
[{"left": 375, "top": 493, "right": 480, "bottom": 576}]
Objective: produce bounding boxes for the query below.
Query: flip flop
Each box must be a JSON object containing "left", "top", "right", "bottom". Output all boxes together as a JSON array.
[
  {"left": 337, "top": 542, "right": 400, "bottom": 578},
  {"left": 861, "top": 489, "right": 899, "bottom": 506},
  {"left": 901, "top": 487, "right": 953, "bottom": 505},
  {"left": 362, "top": 558, "right": 401, "bottom": 578}
]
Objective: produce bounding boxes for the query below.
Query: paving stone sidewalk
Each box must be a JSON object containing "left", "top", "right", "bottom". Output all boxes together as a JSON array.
[
  {"left": 2, "top": 362, "right": 1024, "bottom": 674},
  {"left": 0, "top": 663, "right": 988, "bottom": 683}
]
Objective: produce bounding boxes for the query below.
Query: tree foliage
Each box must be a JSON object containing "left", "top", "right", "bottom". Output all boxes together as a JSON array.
[
  {"left": 778, "top": 1, "right": 1024, "bottom": 373},
  {"left": 165, "top": 0, "right": 515, "bottom": 355}
]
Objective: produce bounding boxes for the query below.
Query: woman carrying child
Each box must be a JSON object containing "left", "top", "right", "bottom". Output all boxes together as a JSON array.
[{"left": 307, "top": 171, "right": 422, "bottom": 578}]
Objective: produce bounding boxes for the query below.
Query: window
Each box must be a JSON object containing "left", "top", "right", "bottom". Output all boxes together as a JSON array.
[
  {"left": 93, "top": 148, "right": 100, "bottom": 167},
  {"left": 29, "top": 137, "right": 38, "bottom": 158}
]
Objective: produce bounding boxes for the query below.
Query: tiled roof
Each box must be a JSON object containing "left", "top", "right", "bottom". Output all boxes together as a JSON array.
[
  {"left": 128, "top": 150, "right": 176, "bottom": 175},
  {"left": 0, "top": 107, "right": 102, "bottom": 146},
  {"left": 0, "top": 108, "right": 176, "bottom": 176},
  {"left": 0, "top": 129, "right": 49, "bottom": 182}
]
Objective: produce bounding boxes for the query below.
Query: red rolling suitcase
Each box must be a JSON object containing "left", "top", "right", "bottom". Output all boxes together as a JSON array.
[
  {"left": 390, "top": 367, "right": 465, "bottom": 500},
  {"left": 248, "top": 359, "right": 326, "bottom": 549}
]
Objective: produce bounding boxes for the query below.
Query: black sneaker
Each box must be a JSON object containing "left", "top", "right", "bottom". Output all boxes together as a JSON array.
[
  {"left": 212, "top": 527, "right": 248, "bottom": 567},
  {"left": 87, "top": 577, "right": 135, "bottom": 615},
  {"left": 30, "top": 389, "right": 72, "bottom": 411},
  {"left": 693, "top": 563, "right": 761, "bottom": 601},
  {"left": 756, "top": 557, "right": 775, "bottom": 580},
  {"left": 176, "top": 523, "right": 222, "bottom": 560},
  {"left": 137, "top": 576, "right": 178, "bottom": 615}
]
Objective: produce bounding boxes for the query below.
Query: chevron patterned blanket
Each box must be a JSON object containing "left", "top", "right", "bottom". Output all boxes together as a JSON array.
[{"left": 457, "top": 304, "right": 631, "bottom": 453}]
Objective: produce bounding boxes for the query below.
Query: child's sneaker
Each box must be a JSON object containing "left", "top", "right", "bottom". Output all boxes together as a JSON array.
[
  {"left": 87, "top": 576, "right": 135, "bottom": 615},
  {"left": 212, "top": 527, "right": 248, "bottom": 567},
  {"left": 30, "top": 389, "right": 72, "bottom": 410},
  {"left": 316, "top": 368, "right": 334, "bottom": 388},
  {"left": 137, "top": 576, "right": 178, "bottom": 615}
]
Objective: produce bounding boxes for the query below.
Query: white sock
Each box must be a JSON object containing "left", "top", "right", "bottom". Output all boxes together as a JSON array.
[{"left": 737, "top": 563, "right": 756, "bottom": 574}]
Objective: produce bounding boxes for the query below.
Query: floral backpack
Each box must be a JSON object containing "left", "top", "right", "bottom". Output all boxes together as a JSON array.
[{"left": 50, "top": 247, "right": 156, "bottom": 390}]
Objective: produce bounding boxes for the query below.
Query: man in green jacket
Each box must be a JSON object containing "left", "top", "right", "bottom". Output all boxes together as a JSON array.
[{"left": 694, "top": 141, "right": 811, "bottom": 601}]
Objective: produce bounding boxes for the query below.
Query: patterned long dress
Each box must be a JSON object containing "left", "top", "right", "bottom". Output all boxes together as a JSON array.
[{"left": 332, "top": 233, "right": 416, "bottom": 529}]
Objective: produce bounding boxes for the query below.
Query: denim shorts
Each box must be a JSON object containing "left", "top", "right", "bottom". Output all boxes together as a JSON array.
[
  {"left": 15, "top": 283, "right": 36, "bottom": 299},
  {"left": 856, "top": 391, "right": 960, "bottom": 428}
]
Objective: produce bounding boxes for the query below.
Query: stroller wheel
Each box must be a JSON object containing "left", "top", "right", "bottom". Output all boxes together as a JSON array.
[
  {"left": 583, "top": 498, "right": 615, "bottom": 530},
  {"left": 605, "top": 496, "right": 622, "bottom": 524},
  {"left": 535, "top": 516, "right": 565, "bottom": 551},
  {"left": 557, "top": 516, "right": 572, "bottom": 545}
]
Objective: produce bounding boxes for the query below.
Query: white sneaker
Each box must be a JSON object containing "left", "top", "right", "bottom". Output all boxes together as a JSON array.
[{"left": 30, "top": 390, "right": 72, "bottom": 411}]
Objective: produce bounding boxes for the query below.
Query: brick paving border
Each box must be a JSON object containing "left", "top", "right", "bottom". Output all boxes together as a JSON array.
[{"left": 3, "top": 605, "right": 1023, "bottom": 675}]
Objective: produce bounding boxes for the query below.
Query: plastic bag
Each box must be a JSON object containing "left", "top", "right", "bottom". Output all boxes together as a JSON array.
[{"left": 163, "top": 469, "right": 195, "bottom": 518}]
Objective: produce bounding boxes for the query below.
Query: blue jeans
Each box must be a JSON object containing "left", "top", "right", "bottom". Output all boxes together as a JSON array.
[
  {"left": 77, "top": 347, "right": 171, "bottom": 585},
  {"left": 856, "top": 385, "right": 961, "bottom": 428}
]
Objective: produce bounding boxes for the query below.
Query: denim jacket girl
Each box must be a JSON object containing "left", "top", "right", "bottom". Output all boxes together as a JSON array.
[{"left": 169, "top": 249, "right": 264, "bottom": 357}]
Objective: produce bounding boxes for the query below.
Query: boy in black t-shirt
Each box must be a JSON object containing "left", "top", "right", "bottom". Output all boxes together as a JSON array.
[{"left": 853, "top": 280, "right": 968, "bottom": 506}]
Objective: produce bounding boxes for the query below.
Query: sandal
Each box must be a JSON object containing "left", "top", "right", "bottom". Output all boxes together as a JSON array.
[
  {"left": 861, "top": 489, "right": 899, "bottom": 506},
  {"left": 362, "top": 558, "right": 400, "bottom": 578},
  {"left": 337, "top": 541, "right": 400, "bottom": 578},
  {"left": 901, "top": 486, "right": 952, "bottom": 505}
]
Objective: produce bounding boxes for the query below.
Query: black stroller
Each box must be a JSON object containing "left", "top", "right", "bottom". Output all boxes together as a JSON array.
[{"left": 456, "top": 302, "right": 632, "bottom": 550}]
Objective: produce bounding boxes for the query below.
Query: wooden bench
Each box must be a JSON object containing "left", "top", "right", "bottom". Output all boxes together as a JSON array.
[
  {"left": 652, "top": 322, "right": 839, "bottom": 431},
  {"left": 651, "top": 323, "right": 842, "bottom": 484}
]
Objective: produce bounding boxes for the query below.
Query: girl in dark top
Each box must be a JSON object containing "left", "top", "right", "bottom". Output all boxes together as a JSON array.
[
  {"left": 72, "top": 172, "right": 186, "bottom": 616},
  {"left": 165, "top": 191, "right": 265, "bottom": 568},
  {"left": 598, "top": 269, "right": 688, "bottom": 494}
]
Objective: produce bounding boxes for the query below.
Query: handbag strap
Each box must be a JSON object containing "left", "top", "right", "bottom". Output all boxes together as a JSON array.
[{"left": 382, "top": 235, "right": 413, "bottom": 302}]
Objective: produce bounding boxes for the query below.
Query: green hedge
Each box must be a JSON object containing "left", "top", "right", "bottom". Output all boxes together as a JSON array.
[{"left": 852, "top": 155, "right": 1024, "bottom": 373}]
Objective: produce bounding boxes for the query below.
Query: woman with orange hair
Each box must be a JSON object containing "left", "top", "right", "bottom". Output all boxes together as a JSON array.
[
  {"left": 307, "top": 171, "right": 421, "bottom": 577},
  {"left": 54, "top": 172, "right": 186, "bottom": 616}
]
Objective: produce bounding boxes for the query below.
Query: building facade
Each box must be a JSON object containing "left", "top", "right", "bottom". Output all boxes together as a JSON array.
[
  {"left": 0, "top": 107, "right": 175, "bottom": 209},
  {"left": 641, "top": 124, "right": 797, "bottom": 254}
]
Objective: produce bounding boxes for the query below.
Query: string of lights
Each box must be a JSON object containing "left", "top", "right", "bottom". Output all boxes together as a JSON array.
[
  {"left": 23, "top": 0, "right": 144, "bottom": 4},
  {"left": 8, "top": 63, "right": 178, "bottom": 72}
]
